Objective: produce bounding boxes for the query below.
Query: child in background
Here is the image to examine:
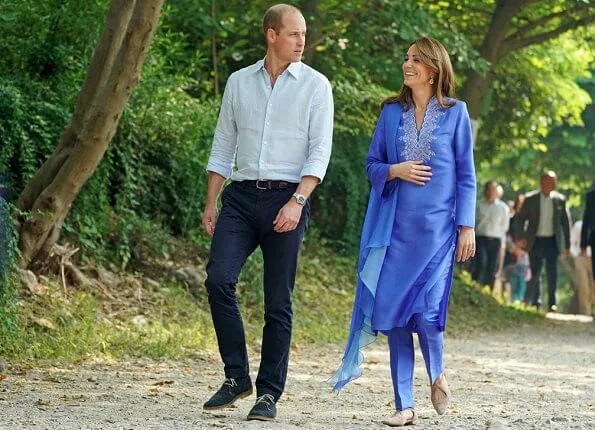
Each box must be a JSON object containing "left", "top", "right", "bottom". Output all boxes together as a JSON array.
[{"left": 504, "top": 238, "right": 531, "bottom": 303}]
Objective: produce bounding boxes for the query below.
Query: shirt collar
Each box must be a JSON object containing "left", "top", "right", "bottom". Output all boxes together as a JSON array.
[
  {"left": 255, "top": 58, "right": 303, "bottom": 80},
  {"left": 540, "top": 189, "right": 552, "bottom": 199}
]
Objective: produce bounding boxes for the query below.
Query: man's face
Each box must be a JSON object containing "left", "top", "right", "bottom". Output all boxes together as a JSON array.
[
  {"left": 268, "top": 12, "right": 306, "bottom": 63},
  {"left": 485, "top": 182, "right": 498, "bottom": 202},
  {"left": 541, "top": 176, "right": 556, "bottom": 195}
]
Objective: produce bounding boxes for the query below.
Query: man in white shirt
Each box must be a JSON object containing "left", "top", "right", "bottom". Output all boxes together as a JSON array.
[
  {"left": 512, "top": 171, "right": 571, "bottom": 310},
  {"left": 472, "top": 180, "right": 509, "bottom": 290},
  {"left": 201, "top": 4, "right": 333, "bottom": 422}
]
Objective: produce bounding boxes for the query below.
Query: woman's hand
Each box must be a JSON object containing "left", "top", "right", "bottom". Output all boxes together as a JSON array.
[
  {"left": 389, "top": 160, "right": 432, "bottom": 185},
  {"left": 456, "top": 226, "right": 475, "bottom": 263}
]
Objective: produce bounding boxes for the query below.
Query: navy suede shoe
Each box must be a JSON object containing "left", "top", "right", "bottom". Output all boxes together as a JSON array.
[
  {"left": 203, "top": 377, "right": 253, "bottom": 410},
  {"left": 246, "top": 394, "right": 277, "bottom": 421}
]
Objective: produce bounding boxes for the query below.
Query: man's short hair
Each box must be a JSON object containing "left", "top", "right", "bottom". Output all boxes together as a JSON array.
[
  {"left": 262, "top": 4, "right": 301, "bottom": 37},
  {"left": 484, "top": 180, "right": 498, "bottom": 193},
  {"left": 541, "top": 170, "right": 557, "bottom": 181}
]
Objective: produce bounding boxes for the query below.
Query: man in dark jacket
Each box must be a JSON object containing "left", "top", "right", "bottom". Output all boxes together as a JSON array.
[
  {"left": 512, "top": 171, "right": 571, "bottom": 310},
  {"left": 580, "top": 186, "right": 595, "bottom": 280}
]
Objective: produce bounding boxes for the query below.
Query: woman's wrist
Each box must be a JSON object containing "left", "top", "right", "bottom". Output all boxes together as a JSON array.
[{"left": 388, "top": 164, "right": 400, "bottom": 180}]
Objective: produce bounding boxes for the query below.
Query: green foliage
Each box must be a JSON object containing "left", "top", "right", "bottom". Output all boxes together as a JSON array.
[
  {"left": 0, "top": 0, "right": 220, "bottom": 267},
  {"left": 314, "top": 69, "right": 391, "bottom": 249},
  {"left": 309, "top": 0, "right": 487, "bottom": 90},
  {"left": 476, "top": 34, "right": 594, "bottom": 204},
  {"left": 0, "top": 79, "right": 71, "bottom": 199},
  {"left": 0, "top": 0, "right": 593, "bottom": 309},
  {"left": 0, "top": 199, "right": 22, "bottom": 355}
]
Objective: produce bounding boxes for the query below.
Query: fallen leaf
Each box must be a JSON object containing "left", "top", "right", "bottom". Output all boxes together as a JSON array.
[
  {"left": 152, "top": 380, "right": 174, "bottom": 386},
  {"left": 28, "top": 283, "right": 49, "bottom": 296},
  {"left": 42, "top": 375, "right": 62, "bottom": 383},
  {"left": 32, "top": 318, "right": 56, "bottom": 330}
]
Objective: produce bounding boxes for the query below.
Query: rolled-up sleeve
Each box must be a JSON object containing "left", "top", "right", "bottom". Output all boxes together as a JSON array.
[
  {"left": 206, "top": 74, "right": 238, "bottom": 179},
  {"left": 300, "top": 78, "right": 334, "bottom": 181},
  {"left": 454, "top": 102, "right": 477, "bottom": 228}
]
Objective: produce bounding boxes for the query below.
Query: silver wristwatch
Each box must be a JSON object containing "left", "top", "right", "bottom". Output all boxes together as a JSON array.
[{"left": 292, "top": 193, "right": 307, "bottom": 206}]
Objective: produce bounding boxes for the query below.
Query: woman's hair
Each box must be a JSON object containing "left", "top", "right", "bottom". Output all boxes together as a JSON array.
[
  {"left": 513, "top": 194, "right": 525, "bottom": 212},
  {"left": 383, "top": 37, "right": 456, "bottom": 110}
]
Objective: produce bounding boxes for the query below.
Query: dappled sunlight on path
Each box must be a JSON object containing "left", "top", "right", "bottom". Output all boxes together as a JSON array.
[{"left": 0, "top": 321, "right": 593, "bottom": 429}]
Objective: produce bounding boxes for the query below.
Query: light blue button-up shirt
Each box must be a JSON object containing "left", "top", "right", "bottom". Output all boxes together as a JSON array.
[{"left": 207, "top": 59, "right": 334, "bottom": 183}]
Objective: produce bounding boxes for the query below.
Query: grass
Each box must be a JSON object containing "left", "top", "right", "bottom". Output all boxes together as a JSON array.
[
  {"left": 0, "top": 232, "right": 545, "bottom": 363},
  {"left": 1, "top": 280, "right": 217, "bottom": 362},
  {"left": 447, "top": 270, "right": 543, "bottom": 335}
]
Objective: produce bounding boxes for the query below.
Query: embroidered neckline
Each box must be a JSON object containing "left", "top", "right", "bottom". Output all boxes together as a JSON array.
[{"left": 399, "top": 97, "right": 445, "bottom": 162}]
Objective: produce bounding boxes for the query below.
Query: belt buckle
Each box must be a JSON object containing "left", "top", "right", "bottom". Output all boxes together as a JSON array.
[{"left": 256, "top": 179, "right": 268, "bottom": 190}]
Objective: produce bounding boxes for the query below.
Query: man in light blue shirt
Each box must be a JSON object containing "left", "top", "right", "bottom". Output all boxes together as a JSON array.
[{"left": 202, "top": 3, "right": 333, "bottom": 422}]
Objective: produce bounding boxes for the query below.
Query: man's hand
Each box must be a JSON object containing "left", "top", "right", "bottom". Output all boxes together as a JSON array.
[
  {"left": 273, "top": 200, "right": 303, "bottom": 233},
  {"left": 580, "top": 247, "right": 588, "bottom": 257},
  {"left": 456, "top": 226, "right": 475, "bottom": 263},
  {"left": 202, "top": 203, "right": 218, "bottom": 237}
]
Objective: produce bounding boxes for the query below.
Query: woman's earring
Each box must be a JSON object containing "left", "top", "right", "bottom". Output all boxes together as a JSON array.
[{"left": 429, "top": 77, "right": 435, "bottom": 85}]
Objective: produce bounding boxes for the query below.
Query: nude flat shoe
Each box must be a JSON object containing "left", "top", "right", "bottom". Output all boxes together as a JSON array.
[
  {"left": 431, "top": 373, "right": 451, "bottom": 415},
  {"left": 382, "top": 409, "right": 416, "bottom": 427}
]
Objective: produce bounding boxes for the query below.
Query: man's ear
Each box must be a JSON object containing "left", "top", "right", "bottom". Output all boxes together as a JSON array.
[{"left": 266, "top": 28, "right": 276, "bottom": 45}]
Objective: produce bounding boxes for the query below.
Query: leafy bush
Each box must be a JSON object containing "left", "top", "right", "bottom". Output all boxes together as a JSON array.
[{"left": 0, "top": 198, "right": 21, "bottom": 355}]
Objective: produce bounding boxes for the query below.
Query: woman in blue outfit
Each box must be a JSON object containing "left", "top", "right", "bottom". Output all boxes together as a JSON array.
[{"left": 329, "top": 37, "right": 476, "bottom": 426}]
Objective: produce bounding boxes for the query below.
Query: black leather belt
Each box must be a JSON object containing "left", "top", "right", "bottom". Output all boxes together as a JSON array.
[{"left": 240, "top": 180, "right": 297, "bottom": 190}]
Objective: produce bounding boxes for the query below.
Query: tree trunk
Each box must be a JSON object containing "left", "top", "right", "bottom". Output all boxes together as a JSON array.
[
  {"left": 16, "top": 0, "right": 165, "bottom": 268},
  {"left": 460, "top": 0, "right": 522, "bottom": 125},
  {"left": 302, "top": 0, "right": 322, "bottom": 66}
]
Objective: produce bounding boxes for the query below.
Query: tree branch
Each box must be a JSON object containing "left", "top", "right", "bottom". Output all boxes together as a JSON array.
[
  {"left": 500, "top": 13, "right": 595, "bottom": 57},
  {"left": 508, "top": 5, "right": 590, "bottom": 40}
]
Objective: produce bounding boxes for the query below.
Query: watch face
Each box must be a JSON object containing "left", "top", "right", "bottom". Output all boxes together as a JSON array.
[{"left": 294, "top": 194, "right": 306, "bottom": 205}]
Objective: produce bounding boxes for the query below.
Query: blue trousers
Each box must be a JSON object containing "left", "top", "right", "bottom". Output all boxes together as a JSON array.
[{"left": 388, "top": 312, "right": 444, "bottom": 410}]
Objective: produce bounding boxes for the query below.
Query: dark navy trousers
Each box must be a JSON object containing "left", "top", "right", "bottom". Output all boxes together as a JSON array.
[
  {"left": 205, "top": 181, "right": 309, "bottom": 401},
  {"left": 472, "top": 236, "right": 502, "bottom": 288},
  {"left": 526, "top": 236, "right": 558, "bottom": 308}
]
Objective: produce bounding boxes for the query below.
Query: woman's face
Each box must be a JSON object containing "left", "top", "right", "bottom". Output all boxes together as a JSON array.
[{"left": 402, "top": 44, "right": 435, "bottom": 90}]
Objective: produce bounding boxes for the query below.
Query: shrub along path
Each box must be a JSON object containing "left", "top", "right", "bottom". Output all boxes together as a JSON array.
[{"left": 0, "top": 319, "right": 593, "bottom": 429}]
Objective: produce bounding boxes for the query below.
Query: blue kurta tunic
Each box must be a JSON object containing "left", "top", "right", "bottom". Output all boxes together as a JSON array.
[{"left": 330, "top": 97, "right": 476, "bottom": 391}]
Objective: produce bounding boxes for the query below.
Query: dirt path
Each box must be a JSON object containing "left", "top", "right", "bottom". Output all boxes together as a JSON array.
[{"left": 1, "top": 320, "right": 594, "bottom": 429}]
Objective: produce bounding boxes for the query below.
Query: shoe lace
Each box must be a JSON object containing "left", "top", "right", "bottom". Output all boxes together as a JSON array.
[
  {"left": 255, "top": 393, "right": 275, "bottom": 406},
  {"left": 223, "top": 378, "right": 237, "bottom": 388}
]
